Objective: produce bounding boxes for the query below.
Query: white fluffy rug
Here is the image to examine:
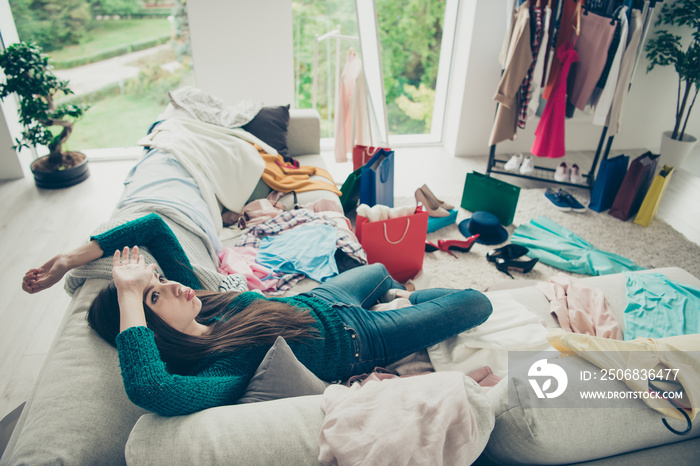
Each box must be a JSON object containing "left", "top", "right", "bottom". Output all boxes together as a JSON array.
[{"left": 400, "top": 188, "right": 700, "bottom": 292}]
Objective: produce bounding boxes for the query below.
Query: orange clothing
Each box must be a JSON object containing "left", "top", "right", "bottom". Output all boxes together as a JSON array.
[{"left": 258, "top": 150, "right": 341, "bottom": 196}]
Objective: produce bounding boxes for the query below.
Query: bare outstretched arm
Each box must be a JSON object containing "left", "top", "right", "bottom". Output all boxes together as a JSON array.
[{"left": 22, "top": 240, "right": 103, "bottom": 294}]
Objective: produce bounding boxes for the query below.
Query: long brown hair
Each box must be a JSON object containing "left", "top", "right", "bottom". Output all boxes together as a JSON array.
[{"left": 87, "top": 283, "right": 319, "bottom": 374}]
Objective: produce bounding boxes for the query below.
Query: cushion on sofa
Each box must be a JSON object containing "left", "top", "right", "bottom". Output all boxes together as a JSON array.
[
  {"left": 126, "top": 373, "right": 495, "bottom": 465},
  {"left": 483, "top": 352, "right": 700, "bottom": 465},
  {"left": 238, "top": 336, "right": 329, "bottom": 404},
  {"left": 242, "top": 105, "right": 290, "bottom": 158}
]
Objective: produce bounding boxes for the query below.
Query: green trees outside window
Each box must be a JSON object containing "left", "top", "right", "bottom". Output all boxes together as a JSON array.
[{"left": 5, "top": 0, "right": 448, "bottom": 150}]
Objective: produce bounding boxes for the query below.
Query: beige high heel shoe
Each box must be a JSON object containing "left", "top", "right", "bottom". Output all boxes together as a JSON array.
[
  {"left": 415, "top": 188, "right": 449, "bottom": 217},
  {"left": 420, "top": 184, "right": 455, "bottom": 211}
]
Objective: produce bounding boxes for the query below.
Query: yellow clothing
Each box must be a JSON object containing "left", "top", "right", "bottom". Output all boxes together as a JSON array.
[
  {"left": 548, "top": 329, "right": 700, "bottom": 421},
  {"left": 258, "top": 151, "right": 341, "bottom": 196}
]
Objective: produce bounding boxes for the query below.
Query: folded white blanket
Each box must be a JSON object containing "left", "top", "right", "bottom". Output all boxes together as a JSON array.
[{"left": 137, "top": 118, "right": 276, "bottom": 234}]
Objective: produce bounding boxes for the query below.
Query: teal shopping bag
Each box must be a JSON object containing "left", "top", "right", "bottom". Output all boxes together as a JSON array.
[{"left": 460, "top": 171, "right": 520, "bottom": 226}]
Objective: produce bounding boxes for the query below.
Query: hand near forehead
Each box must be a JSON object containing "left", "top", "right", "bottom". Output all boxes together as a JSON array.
[{"left": 112, "top": 246, "right": 157, "bottom": 295}]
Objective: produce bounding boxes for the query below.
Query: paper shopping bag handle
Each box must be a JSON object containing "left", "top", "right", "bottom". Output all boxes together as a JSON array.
[{"left": 383, "top": 219, "right": 410, "bottom": 244}]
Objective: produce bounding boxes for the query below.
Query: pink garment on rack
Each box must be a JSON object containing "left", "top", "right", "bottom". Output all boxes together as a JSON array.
[
  {"left": 537, "top": 273, "right": 622, "bottom": 340},
  {"left": 334, "top": 49, "right": 371, "bottom": 163},
  {"left": 531, "top": 41, "right": 578, "bottom": 159},
  {"left": 568, "top": 10, "right": 616, "bottom": 111},
  {"left": 218, "top": 246, "right": 279, "bottom": 292}
]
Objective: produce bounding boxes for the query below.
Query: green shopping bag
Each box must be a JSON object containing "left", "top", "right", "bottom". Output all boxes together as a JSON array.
[
  {"left": 339, "top": 166, "right": 363, "bottom": 214},
  {"left": 460, "top": 171, "right": 520, "bottom": 226}
]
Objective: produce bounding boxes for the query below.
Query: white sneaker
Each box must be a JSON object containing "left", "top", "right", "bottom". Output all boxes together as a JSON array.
[
  {"left": 520, "top": 155, "right": 535, "bottom": 174},
  {"left": 570, "top": 163, "right": 584, "bottom": 184},
  {"left": 554, "top": 162, "right": 570, "bottom": 182},
  {"left": 504, "top": 153, "right": 523, "bottom": 172}
]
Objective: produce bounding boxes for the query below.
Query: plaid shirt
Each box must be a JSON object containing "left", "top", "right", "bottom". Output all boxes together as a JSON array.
[
  {"left": 233, "top": 209, "right": 367, "bottom": 295},
  {"left": 517, "top": 5, "right": 544, "bottom": 129}
]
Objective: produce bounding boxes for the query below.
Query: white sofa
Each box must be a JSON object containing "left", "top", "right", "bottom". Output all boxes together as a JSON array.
[{"left": 2, "top": 110, "right": 699, "bottom": 465}]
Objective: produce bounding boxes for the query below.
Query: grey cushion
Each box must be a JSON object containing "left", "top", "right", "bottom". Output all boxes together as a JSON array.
[
  {"left": 483, "top": 353, "right": 700, "bottom": 465},
  {"left": 238, "top": 336, "right": 329, "bottom": 404},
  {"left": 287, "top": 109, "right": 321, "bottom": 157}
]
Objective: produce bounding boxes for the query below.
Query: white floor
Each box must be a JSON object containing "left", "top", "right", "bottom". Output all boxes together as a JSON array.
[{"left": 0, "top": 146, "right": 698, "bottom": 423}]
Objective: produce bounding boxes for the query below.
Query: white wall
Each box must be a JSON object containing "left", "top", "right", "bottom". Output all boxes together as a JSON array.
[
  {"left": 0, "top": 99, "right": 24, "bottom": 180},
  {"left": 186, "top": 0, "right": 295, "bottom": 107},
  {"left": 443, "top": 0, "right": 504, "bottom": 158},
  {"left": 0, "top": 0, "right": 25, "bottom": 180},
  {"left": 444, "top": 1, "right": 700, "bottom": 166}
]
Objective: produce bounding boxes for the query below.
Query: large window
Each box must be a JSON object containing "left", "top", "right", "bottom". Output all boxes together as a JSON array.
[
  {"left": 6, "top": 0, "right": 194, "bottom": 152},
  {"left": 292, "top": 0, "right": 456, "bottom": 143}
]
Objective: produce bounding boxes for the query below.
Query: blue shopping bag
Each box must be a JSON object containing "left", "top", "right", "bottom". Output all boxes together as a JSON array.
[
  {"left": 359, "top": 148, "right": 394, "bottom": 207},
  {"left": 588, "top": 154, "right": 629, "bottom": 212}
]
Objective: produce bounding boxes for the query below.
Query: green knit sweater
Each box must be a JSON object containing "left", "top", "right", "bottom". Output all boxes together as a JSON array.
[
  {"left": 116, "top": 293, "right": 352, "bottom": 417},
  {"left": 95, "top": 214, "right": 352, "bottom": 416},
  {"left": 91, "top": 212, "right": 201, "bottom": 289}
]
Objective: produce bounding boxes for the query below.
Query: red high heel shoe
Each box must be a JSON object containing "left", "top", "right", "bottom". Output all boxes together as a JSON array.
[
  {"left": 425, "top": 241, "right": 440, "bottom": 253},
  {"left": 426, "top": 235, "right": 479, "bottom": 257},
  {"left": 437, "top": 234, "right": 479, "bottom": 258}
]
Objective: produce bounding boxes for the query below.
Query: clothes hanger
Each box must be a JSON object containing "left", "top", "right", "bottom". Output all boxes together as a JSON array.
[
  {"left": 572, "top": 0, "right": 582, "bottom": 37},
  {"left": 610, "top": 5, "right": 625, "bottom": 24},
  {"left": 648, "top": 379, "right": 693, "bottom": 436}
]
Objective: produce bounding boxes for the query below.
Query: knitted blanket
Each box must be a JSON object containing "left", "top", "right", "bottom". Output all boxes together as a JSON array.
[{"left": 64, "top": 202, "right": 235, "bottom": 295}]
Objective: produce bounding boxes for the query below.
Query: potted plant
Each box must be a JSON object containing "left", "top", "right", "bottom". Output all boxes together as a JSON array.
[
  {"left": 645, "top": 0, "right": 700, "bottom": 168},
  {"left": 0, "top": 41, "right": 90, "bottom": 188}
]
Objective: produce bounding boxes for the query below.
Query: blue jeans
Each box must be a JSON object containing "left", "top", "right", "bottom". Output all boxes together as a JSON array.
[{"left": 303, "top": 263, "right": 493, "bottom": 379}]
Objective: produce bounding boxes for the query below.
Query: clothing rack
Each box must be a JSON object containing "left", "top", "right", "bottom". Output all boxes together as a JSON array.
[
  {"left": 311, "top": 25, "right": 359, "bottom": 111},
  {"left": 486, "top": 0, "right": 659, "bottom": 190}
]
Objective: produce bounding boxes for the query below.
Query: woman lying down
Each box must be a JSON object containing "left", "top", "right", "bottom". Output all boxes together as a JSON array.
[{"left": 22, "top": 214, "right": 493, "bottom": 417}]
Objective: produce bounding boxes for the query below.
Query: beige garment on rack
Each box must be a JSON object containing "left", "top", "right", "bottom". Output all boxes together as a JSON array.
[
  {"left": 489, "top": 1, "right": 533, "bottom": 146},
  {"left": 605, "top": 8, "right": 644, "bottom": 136}
]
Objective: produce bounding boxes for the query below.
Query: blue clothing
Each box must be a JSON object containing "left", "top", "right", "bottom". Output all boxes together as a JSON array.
[
  {"left": 303, "top": 263, "right": 493, "bottom": 378},
  {"left": 511, "top": 216, "right": 644, "bottom": 276},
  {"left": 257, "top": 224, "right": 339, "bottom": 282},
  {"left": 118, "top": 148, "right": 223, "bottom": 252},
  {"left": 623, "top": 272, "right": 700, "bottom": 340}
]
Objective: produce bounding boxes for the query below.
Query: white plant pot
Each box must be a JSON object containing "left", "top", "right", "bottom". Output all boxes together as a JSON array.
[{"left": 659, "top": 131, "right": 697, "bottom": 169}]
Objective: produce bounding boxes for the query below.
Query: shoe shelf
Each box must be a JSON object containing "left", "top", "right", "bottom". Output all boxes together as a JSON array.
[{"left": 487, "top": 155, "right": 593, "bottom": 190}]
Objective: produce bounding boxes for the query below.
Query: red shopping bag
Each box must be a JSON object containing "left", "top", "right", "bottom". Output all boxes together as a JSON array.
[
  {"left": 353, "top": 145, "right": 390, "bottom": 171},
  {"left": 355, "top": 208, "right": 428, "bottom": 282}
]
